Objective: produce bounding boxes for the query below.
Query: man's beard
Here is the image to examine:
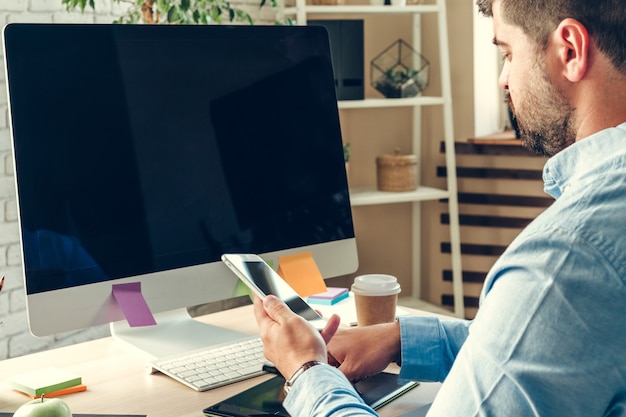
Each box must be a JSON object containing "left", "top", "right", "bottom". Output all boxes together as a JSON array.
[{"left": 507, "top": 63, "right": 577, "bottom": 157}]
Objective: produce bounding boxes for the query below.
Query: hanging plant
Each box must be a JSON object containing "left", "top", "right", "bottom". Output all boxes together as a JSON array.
[{"left": 61, "top": 0, "right": 280, "bottom": 25}]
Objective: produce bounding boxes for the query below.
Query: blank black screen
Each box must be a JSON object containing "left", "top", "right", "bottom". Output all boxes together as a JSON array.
[{"left": 4, "top": 24, "right": 353, "bottom": 294}]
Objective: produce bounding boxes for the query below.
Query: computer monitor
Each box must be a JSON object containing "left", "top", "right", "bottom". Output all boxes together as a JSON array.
[{"left": 3, "top": 23, "right": 358, "bottom": 358}]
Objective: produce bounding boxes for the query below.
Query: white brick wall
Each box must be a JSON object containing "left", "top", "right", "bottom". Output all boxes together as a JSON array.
[
  {"left": 0, "top": 0, "right": 276, "bottom": 359},
  {"left": 0, "top": 0, "right": 122, "bottom": 360}
]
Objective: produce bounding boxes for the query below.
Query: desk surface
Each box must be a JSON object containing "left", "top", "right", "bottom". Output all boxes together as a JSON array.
[{"left": 0, "top": 305, "right": 440, "bottom": 417}]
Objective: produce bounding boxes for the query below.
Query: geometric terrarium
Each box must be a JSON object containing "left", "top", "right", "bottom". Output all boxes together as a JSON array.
[{"left": 371, "top": 39, "right": 430, "bottom": 98}]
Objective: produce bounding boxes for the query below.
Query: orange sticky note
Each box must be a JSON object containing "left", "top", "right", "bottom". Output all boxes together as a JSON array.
[
  {"left": 278, "top": 252, "right": 327, "bottom": 297},
  {"left": 29, "top": 384, "right": 87, "bottom": 399}
]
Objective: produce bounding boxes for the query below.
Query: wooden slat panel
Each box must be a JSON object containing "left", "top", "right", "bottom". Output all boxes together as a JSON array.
[
  {"left": 426, "top": 140, "right": 548, "bottom": 319},
  {"left": 441, "top": 213, "right": 534, "bottom": 229},
  {"left": 440, "top": 242, "right": 507, "bottom": 256},
  {"left": 442, "top": 269, "right": 486, "bottom": 283},
  {"left": 458, "top": 204, "right": 545, "bottom": 220},
  {"left": 456, "top": 179, "right": 548, "bottom": 197},
  {"left": 438, "top": 166, "right": 543, "bottom": 181},
  {"left": 442, "top": 141, "right": 540, "bottom": 157},
  {"left": 457, "top": 192, "right": 552, "bottom": 207},
  {"left": 441, "top": 294, "right": 479, "bottom": 308}
]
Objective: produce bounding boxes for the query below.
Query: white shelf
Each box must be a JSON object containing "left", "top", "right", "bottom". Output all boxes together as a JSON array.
[
  {"left": 303, "top": 4, "right": 440, "bottom": 14},
  {"left": 349, "top": 186, "right": 450, "bottom": 206},
  {"left": 295, "top": 0, "right": 464, "bottom": 318},
  {"left": 338, "top": 96, "right": 445, "bottom": 109}
]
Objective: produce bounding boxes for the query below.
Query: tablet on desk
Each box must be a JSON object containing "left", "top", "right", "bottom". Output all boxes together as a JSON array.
[
  {"left": 0, "top": 414, "right": 145, "bottom": 417},
  {"left": 203, "top": 372, "right": 419, "bottom": 417}
]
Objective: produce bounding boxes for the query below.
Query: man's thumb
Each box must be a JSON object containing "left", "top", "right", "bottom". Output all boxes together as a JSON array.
[{"left": 263, "top": 295, "right": 292, "bottom": 323}]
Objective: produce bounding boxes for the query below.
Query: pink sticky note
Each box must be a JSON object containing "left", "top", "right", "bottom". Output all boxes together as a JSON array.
[
  {"left": 308, "top": 287, "right": 348, "bottom": 300},
  {"left": 112, "top": 282, "right": 157, "bottom": 327}
]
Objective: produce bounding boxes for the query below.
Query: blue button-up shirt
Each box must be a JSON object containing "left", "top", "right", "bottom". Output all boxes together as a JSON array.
[{"left": 285, "top": 122, "right": 626, "bottom": 417}]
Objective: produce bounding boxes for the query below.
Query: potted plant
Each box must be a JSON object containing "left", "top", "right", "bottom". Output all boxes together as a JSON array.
[
  {"left": 371, "top": 39, "right": 430, "bottom": 99},
  {"left": 61, "top": 0, "right": 280, "bottom": 25},
  {"left": 343, "top": 142, "right": 351, "bottom": 183}
]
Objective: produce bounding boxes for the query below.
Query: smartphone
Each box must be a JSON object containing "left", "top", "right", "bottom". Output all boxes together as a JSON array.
[{"left": 221, "top": 253, "right": 326, "bottom": 329}]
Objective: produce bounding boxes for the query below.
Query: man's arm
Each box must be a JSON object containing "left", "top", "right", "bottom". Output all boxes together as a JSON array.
[
  {"left": 398, "top": 316, "right": 471, "bottom": 383},
  {"left": 424, "top": 228, "right": 626, "bottom": 416},
  {"left": 253, "top": 295, "right": 378, "bottom": 417},
  {"left": 284, "top": 365, "right": 378, "bottom": 417}
]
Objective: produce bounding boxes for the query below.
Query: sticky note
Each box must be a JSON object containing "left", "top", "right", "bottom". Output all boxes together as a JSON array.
[
  {"left": 232, "top": 259, "right": 275, "bottom": 301},
  {"left": 30, "top": 384, "right": 87, "bottom": 399},
  {"left": 278, "top": 252, "right": 327, "bottom": 297},
  {"left": 308, "top": 287, "right": 349, "bottom": 305},
  {"left": 232, "top": 279, "right": 254, "bottom": 301},
  {"left": 8, "top": 368, "right": 82, "bottom": 397},
  {"left": 112, "top": 282, "right": 157, "bottom": 327}
]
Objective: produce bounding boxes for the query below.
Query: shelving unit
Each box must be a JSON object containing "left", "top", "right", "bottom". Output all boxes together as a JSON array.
[{"left": 292, "top": 0, "right": 464, "bottom": 318}]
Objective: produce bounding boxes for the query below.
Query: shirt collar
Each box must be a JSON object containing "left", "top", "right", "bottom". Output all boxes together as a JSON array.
[{"left": 543, "top": 122, "right": 626, "bottom": 199}]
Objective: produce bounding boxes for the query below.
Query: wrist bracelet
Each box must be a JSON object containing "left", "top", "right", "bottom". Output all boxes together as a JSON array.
[{"left": 283, "top": 360, "right": 323, "bottom": 394}]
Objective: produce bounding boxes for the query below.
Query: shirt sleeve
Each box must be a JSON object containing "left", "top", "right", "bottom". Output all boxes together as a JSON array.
[
  {"left": 398, "top": 315, "right": 471, "bottom": 382},
  {"left": 283, "top": 364, "right": 378, "bottom": 417},
  {"left": 424, "top": 228, "right": 626, "bottom": 416}
]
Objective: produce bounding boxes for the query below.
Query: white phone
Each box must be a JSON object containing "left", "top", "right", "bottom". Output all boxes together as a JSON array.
[{"left": 221, "top": 253, "right": 326, "bottom": 329}]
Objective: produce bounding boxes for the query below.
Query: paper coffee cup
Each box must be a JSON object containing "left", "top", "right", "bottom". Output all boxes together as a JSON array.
[{"left": 351, "top": 274, "right": 401, "bottom": 326}]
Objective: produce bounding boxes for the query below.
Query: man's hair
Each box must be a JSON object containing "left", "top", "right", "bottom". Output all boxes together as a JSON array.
[{"left": 476, "top": 0, "right": 626, "bottom": 76}]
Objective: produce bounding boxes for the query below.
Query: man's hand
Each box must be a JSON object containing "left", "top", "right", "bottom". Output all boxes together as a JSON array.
[
  {"left": 253, "top": 295, "right": 341, "bottom": 379},
  {"left": 327, "top": 321, "right": 401, "bottom": 383}
]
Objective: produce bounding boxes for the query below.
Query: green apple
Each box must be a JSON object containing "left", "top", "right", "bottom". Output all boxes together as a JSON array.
[{"left": 13, "top": 397, "right": 72, "bottom": 417}]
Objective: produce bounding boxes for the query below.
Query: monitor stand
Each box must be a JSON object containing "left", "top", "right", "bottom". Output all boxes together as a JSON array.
[{"left": 110, "top": 308, "right": 251, "bottom": 359}]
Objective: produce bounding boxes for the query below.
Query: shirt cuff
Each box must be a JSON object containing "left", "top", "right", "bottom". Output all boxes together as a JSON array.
[
  {"left": 398, "top": 315, "right": 469, "bottom": 382},
  {"left": 283, "top": 364, "right": 377, "bottom": 416}
]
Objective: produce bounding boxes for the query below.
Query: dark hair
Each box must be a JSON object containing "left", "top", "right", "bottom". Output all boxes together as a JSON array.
[{"left": 476, "top": 0, "right": 626, "bottom": 75}]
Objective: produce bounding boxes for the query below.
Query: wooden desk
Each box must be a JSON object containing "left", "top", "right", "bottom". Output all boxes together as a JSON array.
[{"left": 0, "top": 305, "right": 440, "bottom": 416}]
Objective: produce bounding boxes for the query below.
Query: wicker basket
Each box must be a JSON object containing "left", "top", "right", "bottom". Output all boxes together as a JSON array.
[{"left": 376, "top": 150, "right": 417, "bottom": 192}]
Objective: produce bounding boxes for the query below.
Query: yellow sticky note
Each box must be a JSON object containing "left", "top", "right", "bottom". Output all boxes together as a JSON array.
[{"left": 278, "top": 252, "right": 327, "bottom": 297}]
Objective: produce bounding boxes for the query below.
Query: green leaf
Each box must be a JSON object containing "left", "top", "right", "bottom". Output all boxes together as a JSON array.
[
  {"left": 156, "top": 0, "right": 169, "bottom": 14},
  {"left": 61, "top": 0, "right": 279, "bottom": 25},
  {"left": 61, "top": 0, "right": 93, "bottom": 12},
  {"left": 167, "top": 5, "right": 182, "bottom": 22},
  {"left": 192, "top": 9, "right": 201, "bottom": 23}
]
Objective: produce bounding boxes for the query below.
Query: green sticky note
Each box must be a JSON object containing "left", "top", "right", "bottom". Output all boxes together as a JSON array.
[{"left": 233, "top": 278, "right": 254, "bottom": 301}]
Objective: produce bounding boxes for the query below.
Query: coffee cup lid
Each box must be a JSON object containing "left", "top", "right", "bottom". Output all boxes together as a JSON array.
[{"left": 351, "top": 274, "right": 401, "bottom": 296}]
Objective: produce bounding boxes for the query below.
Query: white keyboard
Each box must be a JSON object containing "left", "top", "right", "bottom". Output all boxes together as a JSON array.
[{"left": 148, "top": 336, "right": 268, "bottom": 391}]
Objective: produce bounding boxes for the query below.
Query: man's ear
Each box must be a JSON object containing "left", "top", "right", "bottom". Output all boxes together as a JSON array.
[{"left": 555, "top": 18, "right": 589, "bottom": 82}]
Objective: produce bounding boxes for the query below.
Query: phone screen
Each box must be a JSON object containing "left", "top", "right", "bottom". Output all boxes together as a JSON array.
[
  {"left": 243, "top": 261, "right": 322, "bottom": 322},
  {"left": 222, "top": 255, "right": 324, "bottom": 326}
]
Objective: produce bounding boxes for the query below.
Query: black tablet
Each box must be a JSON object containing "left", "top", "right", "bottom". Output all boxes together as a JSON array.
[{"left": 203, "top": 372, "right": 419, "bottom": 417}]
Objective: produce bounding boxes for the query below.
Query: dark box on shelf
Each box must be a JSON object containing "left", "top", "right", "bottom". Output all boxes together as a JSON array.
[{"left": 308, "top": 19, "right": 364, "bottom": 100}]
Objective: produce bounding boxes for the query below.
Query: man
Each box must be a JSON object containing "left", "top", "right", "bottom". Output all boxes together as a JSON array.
[{"left": 254, "top": 0, "right": 626, "bottom": 415}]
